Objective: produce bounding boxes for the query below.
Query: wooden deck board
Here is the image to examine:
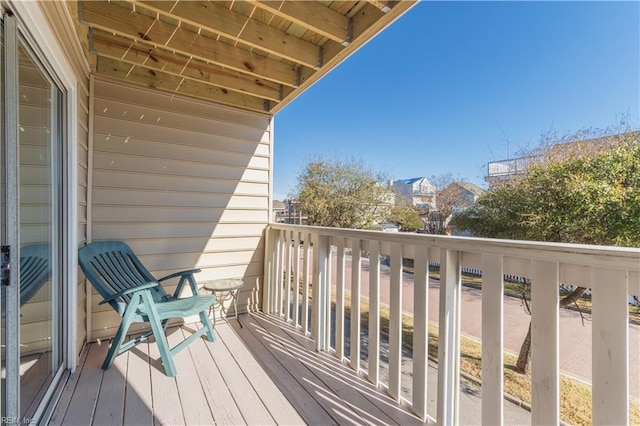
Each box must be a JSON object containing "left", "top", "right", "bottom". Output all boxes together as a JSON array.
[
  {"left": 194, "top": 324, "right": 277, "bottom": 425},
  {"left": 123, "top": 341, "right": 153, "bottom": 425},
  {"left": 259, "top": 313, "right": 424, "bottom": 426},
  {"left": 234, "top": 314, "right": 339, "bottom": 424},
  {"left": 149, "top": 331, "right": 184, "bottom": 426},
  {"left": 186, "top": 327, "right": 246, "bottom": 425},
  {"left": 92, "top": 348, "right": 127, "bottom": 426},
  {"left": 49, "top": 344, "right": 89, "bottom": 425},
  {"left": 54, "top": 314, "right": 421, "bottom": 425},
  {"left": 60, "top": 342, "right": 107, "bottom": 425},
  {"left": 172, "top": 328, "right": 215, "bottom": 426},
  {"left": 214, "top": 323, "right": 305, "bottom": 425}
]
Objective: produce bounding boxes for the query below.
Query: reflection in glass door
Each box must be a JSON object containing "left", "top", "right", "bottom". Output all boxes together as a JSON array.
[
  {"left": 1, "top": 14, "right": 66, "bottom": 422},
  {"left": 17, "top": 37, "right": 64, "bottom": 421}
]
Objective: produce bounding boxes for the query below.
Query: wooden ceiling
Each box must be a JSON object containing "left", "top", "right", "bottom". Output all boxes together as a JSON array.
[{"left": 71, "top": 1, "right": 417, "bottom": 114}]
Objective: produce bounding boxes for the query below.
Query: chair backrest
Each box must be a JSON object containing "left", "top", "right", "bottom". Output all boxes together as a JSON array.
[
  {"left": 78, "top": 241, "right": 169, "bottom": 316},
  {"left": 19, "top": 244, "right": 52, "bottom": 306}
]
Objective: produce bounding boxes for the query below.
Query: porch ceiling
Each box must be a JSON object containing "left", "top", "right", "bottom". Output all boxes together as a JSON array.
[{"left": 70, "top": 0, "right": 417, "bottom": 114}]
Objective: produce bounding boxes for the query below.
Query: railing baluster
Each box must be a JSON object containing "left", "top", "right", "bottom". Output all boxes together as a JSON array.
[
  {"left": 285, "top": 230, "right": 292, "bottom": 321},
  {"left": 293, "top": 232, "right": 301, "bottom": 327},
  {"left": 592, "top": 267, "right": 629, "bottom": 425},
  {"left": 412, "top": 244, "right": 429, "bottom": 419},
  {"left": 368, "top": 240, "right": 381, "bottom": 386},
  {"left": 531, "top": 260, "right": 559, "bottom": 425},
  {"left": 350, "top": 239, "right": 362, "bottom": 372},
  {"left": 274, "top": 230, "right": 283, "bottom": 316},
  {"left": 389, "top": 242, "right": 403, "bottom": 400},
  {"left": 336, "top": 238, "right": 346, "bottom": 361},
  {"left": 481, "top": 253, "right": 504, "bottom": 425},
  {"left": 302, "top": 232, "right": 311, "bottom": 334},
  {"left": 312, "top": 234, "right": 329, "bottom": 351},
  {"left": 325, "top": 241, "right": 333, "bottom": 350},
  {"left": 437, "top": 248, "right": 461, "bottom": 426},
  {"left": 262, "top": 227, "right": 274, "bottom": 313}
]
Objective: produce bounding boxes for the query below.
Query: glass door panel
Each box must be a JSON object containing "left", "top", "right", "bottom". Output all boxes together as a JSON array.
[{"left": 17, "top": 39, "right": 63, "bottom": 421}]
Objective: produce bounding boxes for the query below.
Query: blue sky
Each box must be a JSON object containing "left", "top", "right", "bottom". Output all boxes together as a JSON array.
[{"left": 272, "top": 1, "right": 640, "bottom": 201}]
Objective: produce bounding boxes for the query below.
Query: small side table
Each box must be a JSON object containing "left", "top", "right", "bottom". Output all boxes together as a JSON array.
[{"left": 202, "top": 278, "right": 244, "bottom": 328}]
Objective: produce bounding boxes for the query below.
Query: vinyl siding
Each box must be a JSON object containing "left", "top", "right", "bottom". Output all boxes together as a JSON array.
[{"left": 90, "top": 79, "right": 271, "bottom": 340}]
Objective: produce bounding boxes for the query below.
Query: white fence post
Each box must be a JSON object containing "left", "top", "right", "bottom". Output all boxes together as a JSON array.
[
  {"left": 437, "top": 249, "right": 461, "bottom": 426},
  {"left": 481, "top": 253, "right": 504, "bottom": 425},
  {"left": 368, "top": 240, "right": 381, "bottom": 387},
  {"left": 312, "top": 234, "right": 329, "bottom": 351},
  {"left": 412, "top": 245, "right": 429, "bottom": 420},
  {"left": 531, "top": 260, "right": 559, "bottom": 425},
  {"left": 350, "top": 239, "right": 362, "bottom": 372},
  {"left": 336, "top": 238, "right": 346, "bottom": 361},
  {"left": 592, "top": 267, "right": 629, "bottom": 425}
]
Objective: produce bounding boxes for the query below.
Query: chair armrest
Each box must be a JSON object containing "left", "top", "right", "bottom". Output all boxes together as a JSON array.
[
  {"left": 157, "top": 268, "right": 202, "bottom": 283},
  {"left": 99, "top": 282, "right": 159, "bottom": 305}
]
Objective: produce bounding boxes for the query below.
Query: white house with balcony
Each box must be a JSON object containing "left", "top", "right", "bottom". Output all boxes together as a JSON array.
[{"left": 391, "top": 177, "right": 437, "bottom": 210}]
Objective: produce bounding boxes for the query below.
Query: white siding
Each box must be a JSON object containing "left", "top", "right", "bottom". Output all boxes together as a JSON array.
[{"left": 90, "top": 79, "right": 271, "bottom": 340}]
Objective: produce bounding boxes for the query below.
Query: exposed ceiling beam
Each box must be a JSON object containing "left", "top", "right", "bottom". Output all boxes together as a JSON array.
[
  {"left": 134, "top": 0, "right": 325, "bottom": 69},
  {"left": 80, "top": 1, "right": 303, "bottom": 87},
  {"left": 90, "top": 29, "right": 289, "bottom": 102},
  {"left": 271, "top": 1, "right": 416, "bottom": 114},
  {"left": 96, "top": 56, "right": 270, "bottom": 113},
  {"left": 247, "top": 0, "right": 351, "bottom": 45}
]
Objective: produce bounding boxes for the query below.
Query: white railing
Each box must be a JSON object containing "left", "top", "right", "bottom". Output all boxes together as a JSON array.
[{"left": 262, "top": 224, "right": 640, "bottom": 425}]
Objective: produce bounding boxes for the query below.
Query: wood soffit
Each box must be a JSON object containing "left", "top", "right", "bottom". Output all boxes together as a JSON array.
[{"left": 73, "top": 0, "right": 417, "bottom": 114}]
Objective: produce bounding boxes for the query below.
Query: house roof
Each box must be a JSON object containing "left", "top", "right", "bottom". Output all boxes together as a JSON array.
[
  {"left": 398, "top": 177, "right": 426, "bottom": 185},
  {"left": 70, "top": 1, "right": 417, "bottom": 115},
  {"left": 456, "top": 182, "right": 485, "bottom": 195}
]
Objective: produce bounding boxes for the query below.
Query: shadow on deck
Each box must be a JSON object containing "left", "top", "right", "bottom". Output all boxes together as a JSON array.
[{"left": 50, "top": 312, "right": 421, "bottom": 425}]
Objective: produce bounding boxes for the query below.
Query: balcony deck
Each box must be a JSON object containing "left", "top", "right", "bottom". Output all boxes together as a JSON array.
[{"left": 50, "top": 313, "right": 422, "bottom": 426}]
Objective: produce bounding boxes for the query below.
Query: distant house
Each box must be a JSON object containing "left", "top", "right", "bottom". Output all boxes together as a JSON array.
[
  {"left": 486, "top": 132, "right": 639, "bottom": 186},
  {"left": 391, "top": 177, "right": 437, "bottom": 210},
  {"left": 449, "top": 182, "right": 485, "bottom": 212},
  {"left": 272, "top": 200, "right": 286, "bottom": 223}
]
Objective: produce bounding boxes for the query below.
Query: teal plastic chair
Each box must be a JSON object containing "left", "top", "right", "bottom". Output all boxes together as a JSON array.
[
  {"left": 79, "top": 241, "right": 216, "bottom": 377},
  {"left": 20, "top": 244, "right": 52, "bottom": 306}
]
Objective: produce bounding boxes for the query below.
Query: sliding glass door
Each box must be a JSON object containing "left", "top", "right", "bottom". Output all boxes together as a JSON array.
[{"left": 1, "top": 13, "right": 67, "bottom": 423}]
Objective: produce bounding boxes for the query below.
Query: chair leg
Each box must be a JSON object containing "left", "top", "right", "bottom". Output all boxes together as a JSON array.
[
  {"left": 103, "top": 294, "right": 140, "bottom": 370},
  {"left": 141, "top": 292, "right": 177, "bottom": 377},
  {"left": 199, "top": 310, "right": 216, "bottom": 342}
]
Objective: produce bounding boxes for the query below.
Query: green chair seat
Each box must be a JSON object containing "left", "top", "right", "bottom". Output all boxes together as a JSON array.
[{"left": 79, "top": 241, "right": 216, "bottom": 377}]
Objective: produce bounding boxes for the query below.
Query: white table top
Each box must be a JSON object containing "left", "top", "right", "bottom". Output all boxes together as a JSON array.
[{"left": 201, "top": 278, "right": 244, "bottom": 291}]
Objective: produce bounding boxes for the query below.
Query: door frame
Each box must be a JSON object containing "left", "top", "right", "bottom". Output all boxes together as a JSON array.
[{"left": 1, "top": 0, "right": 79, "bottom": 421}]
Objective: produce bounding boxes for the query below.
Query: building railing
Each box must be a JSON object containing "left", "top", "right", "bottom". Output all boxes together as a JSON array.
[{"left": 263, "top": 224, "right": 639, "bottom": 424}]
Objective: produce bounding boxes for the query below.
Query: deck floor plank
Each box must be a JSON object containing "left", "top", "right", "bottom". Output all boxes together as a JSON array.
[
  {"left": 194, "top": 324, "right": 277, "bottom": 425},
  {"left": 234, "top": 314, "right": 342, "bottom": 425},
  {"left": 187, "top": 327, "right": 246, "bottom": 425},
  {"left": 60, "top": 342, "right": 107, "bottom": 425},
  {"left": 148, "top": 332, "right": 185, "bottom": 426},
  {"left": 92, "top": 347, "right": 127, "bottom": 426},
  {"left": 260, "top": 313, "right": 424, "bottom": 426},
  {"left": 123, "top": 341, "right": 154, "bottom": 425},
  {"left": 173, "top": 328, "right": 215, "bottom": 426},
  {"left": 214, "top": 323, "right": 305, "bottom": 425},
  {"left": 56, "top": 316, "right": 422, "bottom": 426},
  {"left": 254, "top": 313, "right": 420, "bottom": 426},
  {"left": 49, "top": 343, "right": 90, "bottom": 425}
]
